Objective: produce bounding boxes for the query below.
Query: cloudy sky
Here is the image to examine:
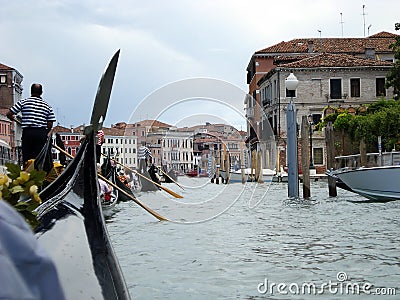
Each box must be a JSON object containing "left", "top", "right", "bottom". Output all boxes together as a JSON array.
[{"left": 1, "top": 0, "right": 399, "bottom": 129}]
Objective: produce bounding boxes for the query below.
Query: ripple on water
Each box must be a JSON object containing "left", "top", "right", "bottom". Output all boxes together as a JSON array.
[{"left": 107, "top": 178, "right": 400, "bottom": 299}]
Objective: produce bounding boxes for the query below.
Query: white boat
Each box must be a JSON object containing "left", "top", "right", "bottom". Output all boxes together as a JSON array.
[
  {"left": 335, "top": 165, "right": 400, "bottom": 201},
  {"left": 272, "top": 166, "right": 288, "bottom": 182},
  {"left": 219, "top": 168, "right": 274, "bottom": 183}
]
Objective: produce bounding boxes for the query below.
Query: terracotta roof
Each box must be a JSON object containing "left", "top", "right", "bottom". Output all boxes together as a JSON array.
[
  {"left": 111, "top": 122, "right": 127, "bottom": 129},
  {"left": 62, "top": 124, "right": 125, "bottom": 136},
  {"left": 256, "top": 31, "right": 399, "bottom": 55},
  {"left": 103, "top": 127, "right": 125, "bottom": 136},
  {"left": 278, "top": 53, "right": 393, "bottom": 69},
  {"left": 0, "top": 63, "right": 13, "bottom": 70},
  {"left": 53, "top": 125, "right": 73, "bottom": 133},
  {"left": 273, "top": 54, "right": 314, "bottom": 65},
  {"left": 133, "top": 119, "right": 172, "bottom": 127},
  {"left": 368, "top": 31, "right": 399, "bottom": 38}
]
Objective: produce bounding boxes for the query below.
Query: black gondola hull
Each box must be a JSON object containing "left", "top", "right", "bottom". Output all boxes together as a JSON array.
[{"left": 35, "top": 131, "right": 130, "bottom": 300}]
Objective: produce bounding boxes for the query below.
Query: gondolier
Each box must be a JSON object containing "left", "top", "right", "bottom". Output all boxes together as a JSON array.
[
  {"left": 137, "top": 144, "right": 152, "bottom": 173},
  {"left": 6, "top": 83, "right": 56, "bottom": 165}
]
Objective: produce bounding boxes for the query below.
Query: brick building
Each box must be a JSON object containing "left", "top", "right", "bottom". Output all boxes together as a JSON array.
[{"left": 0, "top": 63, "right": 23, "bottom": 160}]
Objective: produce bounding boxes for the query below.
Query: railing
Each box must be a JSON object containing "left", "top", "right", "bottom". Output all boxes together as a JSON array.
[{"left": 334, "top": 151, "right": 400, "bottom": 169}]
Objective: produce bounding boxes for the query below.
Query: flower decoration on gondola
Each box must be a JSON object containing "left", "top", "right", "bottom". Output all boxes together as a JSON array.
[{"left": 0, "top": 163, "right": 46, "bottom": 229}]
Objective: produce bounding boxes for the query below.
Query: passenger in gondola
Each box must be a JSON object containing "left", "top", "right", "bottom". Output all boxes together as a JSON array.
[
  {"left": 97, "top": 164, "right": 112, "bottom": 202},
  {"left": 132, "top": 172, "right": 140, "bottom": 189},
  {"left": 118, "top": 170, "right": 131, "bottom": 188},
  {"left": 148, "top": 164, "right": 161, "bottom": 186}
]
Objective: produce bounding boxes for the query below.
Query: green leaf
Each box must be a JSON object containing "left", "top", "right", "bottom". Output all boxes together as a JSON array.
[
  {"left": 26, "top": 200, "right": 40, "bottom": 211},
  {"left": 9, "top": 185, "right": 25, "bottom": 194},
  {"left": 14, "top": 201, "right": 29, "bottom": 209},
  {"left": 5, "top": 163, "right": 22, "bottom": 180},
  {"left": 29, "top": 169, "right": 47, "bottom": 186}
]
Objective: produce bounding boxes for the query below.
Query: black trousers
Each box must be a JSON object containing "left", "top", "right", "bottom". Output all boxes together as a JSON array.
[{"left": 22, "top": 127, "right": 49, "bottom": 164}]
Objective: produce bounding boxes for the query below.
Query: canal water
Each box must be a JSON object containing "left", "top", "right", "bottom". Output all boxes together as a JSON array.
[{"left": 106, "top": 177, "right": 399, "bottom": 299}]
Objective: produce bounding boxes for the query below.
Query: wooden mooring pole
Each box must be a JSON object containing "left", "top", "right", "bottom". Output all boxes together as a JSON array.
[
  {"left": 216, "top": 151, "right": 220, "bottom": 184},
  {"left": 325, "top": 122, "right": 337, "bottom": 196},
  {"left": 301, "top": 115, "right": 311, "bottom": 198},
  {"left": 225, "top": 151, "right": 230, "bottom": 184},
  {"left": 240, "top": 142, "right": 245, "bottom": 184}
]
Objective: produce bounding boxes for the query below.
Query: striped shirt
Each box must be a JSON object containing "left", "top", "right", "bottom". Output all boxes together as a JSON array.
[
  {"left": 137, "top": 146, "right": 152, "bottom": 160},
  {"left": 10, "top": 96, "right": 56, "bottom": 128},
  {"left": 97, "top": 130, "right": 105, "bottom": 145}
]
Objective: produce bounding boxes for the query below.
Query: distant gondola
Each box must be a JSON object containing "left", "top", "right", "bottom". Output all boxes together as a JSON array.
[
  {"left": 100, "top": 157, "right": 119, "bottom": 217},
  {"left": 138, "top": 165, "right": 159, "bottom": 192},
  {"left": 162, "top": 169, "right": 178, "bottom": 183}
]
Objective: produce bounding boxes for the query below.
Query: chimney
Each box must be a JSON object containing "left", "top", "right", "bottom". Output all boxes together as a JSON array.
[{"left": 307, "top": 40, "right": 314, "bottom": 53}]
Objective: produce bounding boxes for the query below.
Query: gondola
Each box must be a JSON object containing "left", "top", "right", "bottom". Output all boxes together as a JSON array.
[
  {"left": 162, "top": 169, "right": 178, "bottom": 183},
  {"left": 33, "top": 50, "right": 130, "bottom": 299},
  {"left": 115, "top": 173, "right": 137, "bottom": 202},
  {"left": 35, "top": 130, "right": 129, "bottom": 299},
  {"left": 138, "top": 166, "right": 159, "bottom": 192}
]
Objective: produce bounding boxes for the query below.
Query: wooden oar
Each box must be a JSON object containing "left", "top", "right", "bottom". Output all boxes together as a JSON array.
[
  {"left": 53, "top": 143, "right": 168, "bottom": 221},
  {"left": 156, "top": 165, "right": 184, "bottom": 190},
  {"left": 102, "top": 153, "right": 184, "bottom": 199},
  {"left": 98, "top": 173, "right": 167, "bottom": 221}
]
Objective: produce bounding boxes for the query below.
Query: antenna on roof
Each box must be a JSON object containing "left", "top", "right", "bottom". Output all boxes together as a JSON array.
[
  {"left": 362, "top": 4, "right": 367, "bottom": 37},
  {"left": 340, "top": 13, "right": 344, "bottom": 37},
  {"left": 317, "top": 30, "right": 322, "bottom": 52}
]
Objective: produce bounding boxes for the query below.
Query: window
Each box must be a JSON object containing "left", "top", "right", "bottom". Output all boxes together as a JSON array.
[
  {"left": 313, "top": 148, "right": 323, "bottom": 165},
  {"left": 263, "top": 85, "right": 271, "bottom": 106},
  {"left": 350, "top": 78, "right": 360, "bottom": 97},
  {"left": 0, "top": 74, "right": 6, "bottom": 84},
  {"left": 311, "top": 114, "right": 322, "bottom": 125},
  {"left": 376, "top": 78, "right": 386, "bottom": 96},
  {"left": 286, "top": 88, "right": 296, "bottom": 98},
  {"left": 330, "top": 79, "right": 342, "bottom": 99}
]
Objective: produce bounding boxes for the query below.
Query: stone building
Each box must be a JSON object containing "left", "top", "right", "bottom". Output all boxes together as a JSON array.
[
  {"left": 102, "top": 127, "right": 137, "bottom": 169},
  {"left": 246, "top": 31, "right": 399, "bottom": 173},
  {"left": 258, "top": 53, "right": 394, "bottom": 173}
]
